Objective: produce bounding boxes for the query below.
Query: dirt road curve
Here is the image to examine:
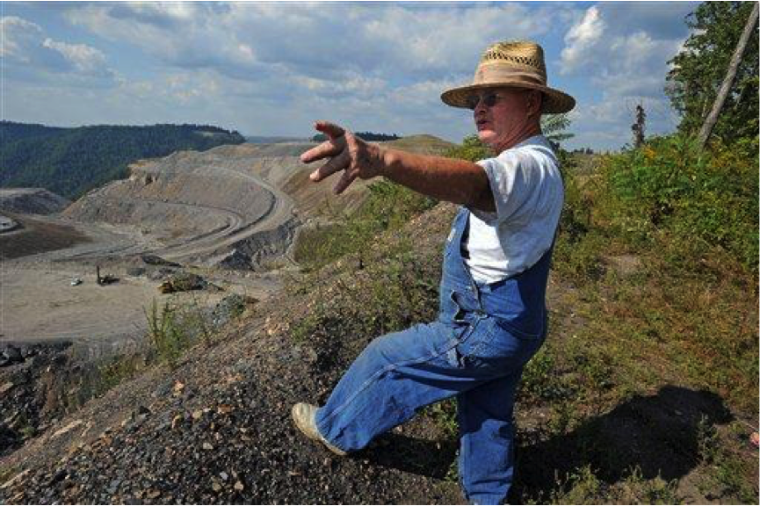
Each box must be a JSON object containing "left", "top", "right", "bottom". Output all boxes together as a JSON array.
[{"left": 0, "top": 144, "right": 303, "bottom": 353}]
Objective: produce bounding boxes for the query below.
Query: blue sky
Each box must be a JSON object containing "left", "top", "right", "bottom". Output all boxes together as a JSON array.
[{"left": 2, "top": 1, "right": 699, "bottom": 150}]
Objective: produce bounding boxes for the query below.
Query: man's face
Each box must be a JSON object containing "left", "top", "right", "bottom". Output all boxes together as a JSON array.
[{"left": 470, "top": 88, "right": 540, "bottom": 152}]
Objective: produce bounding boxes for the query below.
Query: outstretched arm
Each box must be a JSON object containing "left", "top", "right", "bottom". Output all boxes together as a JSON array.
[{"left": 300, "top": 121, "right": 496, "bottom": 213}]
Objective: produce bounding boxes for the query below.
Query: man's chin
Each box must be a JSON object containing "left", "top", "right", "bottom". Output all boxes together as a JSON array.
[
  {"left": 477, "top": 131, "right": 500, "bottom": 150},
  {"left": 477, "top": 130, "right": 494, "bottom": 143}
]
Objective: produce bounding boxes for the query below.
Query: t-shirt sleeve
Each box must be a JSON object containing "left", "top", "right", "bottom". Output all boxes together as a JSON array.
[{"left": 470, "top": 150, "right": 540, "bottom": 225}]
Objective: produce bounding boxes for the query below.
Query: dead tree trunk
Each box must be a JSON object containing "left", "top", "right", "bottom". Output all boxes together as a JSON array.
[
  {"left": 698, "top": 2, "right": 759, "bottom": 149},
  {"left": 631, "top": 104, "right": 646, "bottom": 148}
]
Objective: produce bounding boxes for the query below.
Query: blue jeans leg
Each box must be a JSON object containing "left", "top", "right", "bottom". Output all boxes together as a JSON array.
[
  {"left": 457, "top": 371, "right": 522, "bottom": 505},
  {"left": 315, "top": 320, "right": 482, "bottom": 452},
  {"left": 313, "top": 316, "right": 538, "bottom": 505}
]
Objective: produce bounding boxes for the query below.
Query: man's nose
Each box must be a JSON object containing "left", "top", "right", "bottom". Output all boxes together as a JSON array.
[
  {"left": 473, "top": 96, "right": 491, "bottom": 114},
  {"left": 473, "top": 101, "right": 487, "bottom": 117}
]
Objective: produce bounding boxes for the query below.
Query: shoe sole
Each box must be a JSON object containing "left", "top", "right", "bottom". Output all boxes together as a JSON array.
[{"left": 291, "top": 404, "right": 347, "bottom": 456}]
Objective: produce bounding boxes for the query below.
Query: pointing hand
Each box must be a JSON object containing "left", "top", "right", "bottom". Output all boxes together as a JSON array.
[{"left": 300, "top": 121, "right": 384, "bottom": 194}]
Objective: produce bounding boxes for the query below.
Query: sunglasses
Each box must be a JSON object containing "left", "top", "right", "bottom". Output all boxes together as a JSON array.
[{"left": 466, "top": 92, "right": 504, "bottom": 110}]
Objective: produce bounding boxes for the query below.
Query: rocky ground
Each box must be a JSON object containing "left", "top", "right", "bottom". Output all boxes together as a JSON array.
[
  {"left": 0, "top": 290, "right": 252, "bottom": 458},
  {"left": 0, "top": 138, "right": 486, "bottom": 504},
  {"left": 0, "top": 341, "right": 75, "bottom": 456},
  {"left": 0, "top": 205, "right": 464, "bottom": 505}
]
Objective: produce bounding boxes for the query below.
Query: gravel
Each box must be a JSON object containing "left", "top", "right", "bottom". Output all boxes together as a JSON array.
[{"left": 0, "top": 205, "right": 463, "bottom": 504}]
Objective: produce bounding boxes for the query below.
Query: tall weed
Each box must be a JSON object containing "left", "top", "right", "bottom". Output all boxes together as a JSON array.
[{"left": 144, "top": 299, "right": 189, "bottom": 369}]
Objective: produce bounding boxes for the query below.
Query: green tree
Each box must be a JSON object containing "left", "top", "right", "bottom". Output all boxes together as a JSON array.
[
  {"left": 444, "top": 134, "right": 492, "bottom": 162},
  {"left": 541, "top": 113, "right": 575, "bottom": 147},
  {"left": 666, "top": 2, "right": 759, "bottom": 142}
]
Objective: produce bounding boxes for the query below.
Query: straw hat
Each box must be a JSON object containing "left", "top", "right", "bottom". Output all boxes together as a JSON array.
[{"left": 441, "top": 40, "right": 575, "bottom": 114}]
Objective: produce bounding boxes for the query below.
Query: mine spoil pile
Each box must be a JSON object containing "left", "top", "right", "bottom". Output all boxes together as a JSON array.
[
  {"left": 64, "top": 145, "right": 289, "bottom": 268},
  {"left": 0, "top": 188, "right": 71, "bottom": 216}
]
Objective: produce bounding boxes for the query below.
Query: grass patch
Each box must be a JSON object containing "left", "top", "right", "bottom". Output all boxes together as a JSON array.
[
  {"left": 534, "top": 465, "right": 679, "bottom": 505},
  {"left": 98, "top": 354, "right": 147, "bottom": 393},
  {"left": 696, "top": 418, "right": 759, "bottom": 503},
  {"left": 510, "top": 136, "right": 758, "bottom": 503}
]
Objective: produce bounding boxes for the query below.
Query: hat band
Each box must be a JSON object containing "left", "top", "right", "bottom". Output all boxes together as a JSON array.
[{"left": 473, "top": 65, "right": 546, "bottom": 88}]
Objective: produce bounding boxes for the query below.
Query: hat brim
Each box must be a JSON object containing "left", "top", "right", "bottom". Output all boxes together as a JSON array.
[{"left": 441, "top": 81, "right": 576, "bottom": 114}]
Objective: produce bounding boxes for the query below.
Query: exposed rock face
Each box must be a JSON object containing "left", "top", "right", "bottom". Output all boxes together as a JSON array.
[
  {"left": 216, "top": 217, "right": 300, "bottom": 271},
  {"left": 0, "top": 341, "right": 73, "bottom": 456},
  {"left": 0, "top": 188, "right": 71, "bottom": 215}
]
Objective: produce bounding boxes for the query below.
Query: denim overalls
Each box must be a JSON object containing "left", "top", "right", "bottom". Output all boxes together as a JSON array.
[{"left": 315, "top": 207, "right": 551, "bottom": 504}]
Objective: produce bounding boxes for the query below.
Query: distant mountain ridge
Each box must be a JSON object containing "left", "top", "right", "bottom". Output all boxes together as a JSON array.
[
  {"left": 0, "top": 121, "right": 245, "bottom": 199},
  {"left": 245, "top": 135, "right": 308, "bottom": 144}
]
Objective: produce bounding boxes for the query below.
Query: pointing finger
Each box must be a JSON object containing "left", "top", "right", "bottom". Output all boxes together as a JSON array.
[
  {"left": 310, "top": 149, "right": 350, "bottom": 182},
  {"left": 301, "top": 139, "right": 343, "bottom": 164},
  {"left": 314, "top": 120, "right": 346, "bottom": 140}
]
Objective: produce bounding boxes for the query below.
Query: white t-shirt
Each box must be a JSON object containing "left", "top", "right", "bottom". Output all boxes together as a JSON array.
[{"left": 463, "top": 135, "right": 564, "bottom": 284}]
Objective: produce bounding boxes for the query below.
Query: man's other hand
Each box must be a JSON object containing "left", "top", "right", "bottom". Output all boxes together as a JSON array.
[{"left": 300, "top": 121, "right": 384, "bottom": 195}]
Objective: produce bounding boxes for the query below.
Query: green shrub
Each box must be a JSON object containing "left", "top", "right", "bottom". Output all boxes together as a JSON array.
[
  {"left": 552, "top": 149, "right": 607, "bottom": 281},
  {"left": 443, "top": 134, "right": 492, "bottom": 162},
  {"left": 144, "top": 299, "right": 190, "bottom": 369},
  {"left": 599, "top": 135, "right": 758, "bottom": 272},
  {"left": 98, "top": 354, "right": 146, "bottom": 392}
]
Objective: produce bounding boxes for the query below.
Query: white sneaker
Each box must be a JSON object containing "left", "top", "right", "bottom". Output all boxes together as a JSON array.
[{"left": 291, "top": 403, "right": 348, "bottom": 456}]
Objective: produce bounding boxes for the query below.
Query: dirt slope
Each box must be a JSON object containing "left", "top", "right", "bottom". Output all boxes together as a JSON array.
[
  {"left": 0, "top": 204, "right": 463, "bottom": 505},
  {"left": 0, "top": 214, "right": 90, "bottom": 260}
]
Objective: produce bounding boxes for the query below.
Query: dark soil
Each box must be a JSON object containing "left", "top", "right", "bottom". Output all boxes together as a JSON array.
[
  {"left": 0, "top": 342, "right": 74, "bottom": 457},
  {"left": 0, "top": 214, "right": 91, "bottom": 260}
]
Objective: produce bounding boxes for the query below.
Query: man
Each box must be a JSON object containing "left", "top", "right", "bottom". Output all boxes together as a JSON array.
[{"left": 293, "top": 40, "right": 575, "bottom": 504}]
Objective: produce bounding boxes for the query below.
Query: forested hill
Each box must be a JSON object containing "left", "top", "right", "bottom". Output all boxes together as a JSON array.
[{"left": 0, "top": 122, "right": 245, "bottom": 200}]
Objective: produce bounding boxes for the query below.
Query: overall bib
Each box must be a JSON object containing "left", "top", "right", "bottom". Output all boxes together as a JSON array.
[{"left": 315, "top": 207, "right": 552, "bottom": 504}]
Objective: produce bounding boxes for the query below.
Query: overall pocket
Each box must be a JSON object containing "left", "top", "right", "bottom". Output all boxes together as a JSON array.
[{"left": 456, "top": 315, "right": 544, "bottom": 371}]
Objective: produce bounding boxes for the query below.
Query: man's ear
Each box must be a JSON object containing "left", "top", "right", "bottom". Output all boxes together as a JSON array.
[{"left": 527, "top": 90, "right": 543, "bottom": 118}]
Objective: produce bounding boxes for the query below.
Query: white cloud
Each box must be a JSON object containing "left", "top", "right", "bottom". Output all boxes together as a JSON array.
[
  {"left": 49, "top": 2, "right": 569, "bottom": 140},
  {"left": 1, "top": 16, "right": 43, "bottom": 61},
  {"left": 4, "top": 2, "right": 696, "bottom": 150},
  {"left": 560, "top": 6, "right": 605, "bottom": 74},
  {"left": 559, "top": 3, "right": 693, "bottom": 149},
  {"left": 1, "top": 15, "right": 114, "bottom": 80},
  {"left": 42, "top": 38, "right": 110, "bottom": 77},
  {"left": 64, "top": 3, "right": 561, "bottom": 89}
]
